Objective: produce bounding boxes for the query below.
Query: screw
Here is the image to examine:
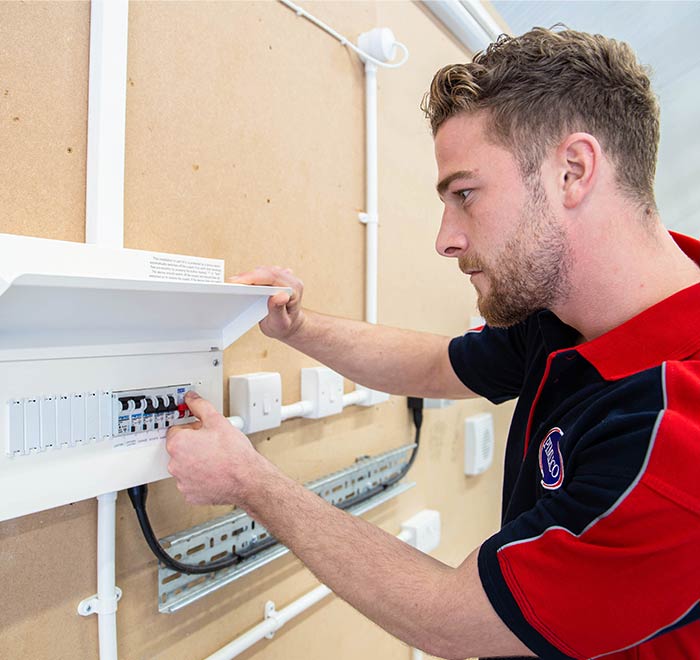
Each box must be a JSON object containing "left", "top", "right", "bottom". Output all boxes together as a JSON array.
[{"left": 213, "top": 359, "right": 220, "bottom": 367}]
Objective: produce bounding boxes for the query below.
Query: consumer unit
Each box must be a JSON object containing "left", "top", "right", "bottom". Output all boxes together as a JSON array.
[{"left": 0, "top": 233, "right": 286, "bottom": 521}]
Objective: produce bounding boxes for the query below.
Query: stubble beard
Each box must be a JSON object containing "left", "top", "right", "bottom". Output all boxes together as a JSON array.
[{"left": 461, "top": 179, "right": 573, "bottom": 328}]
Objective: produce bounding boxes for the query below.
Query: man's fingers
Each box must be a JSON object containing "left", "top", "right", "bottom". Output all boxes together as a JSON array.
[
  {"left": 183, "top": 391, "right": 220, "bottom": 425},
  {"left": 229, "top": 267, "right": 288, "bottom": 286},
  {"left": 269, "top": 291, "right": 292, "bottom": 308},
  {"left": 165, "top": 418, "right": 202, "bottom": 444}
]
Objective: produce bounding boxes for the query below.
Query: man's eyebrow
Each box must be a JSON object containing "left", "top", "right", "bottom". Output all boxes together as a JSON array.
[{"left": 436, "top": 170, "right": 477, "bottom": 197}]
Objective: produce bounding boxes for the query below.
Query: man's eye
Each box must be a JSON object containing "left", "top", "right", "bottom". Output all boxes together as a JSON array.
[{"left": 456, "top": 189, "right": 472, "bottom": 202}]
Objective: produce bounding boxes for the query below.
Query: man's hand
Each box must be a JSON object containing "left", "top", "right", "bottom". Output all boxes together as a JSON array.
[
  {"left": 230, "top": 266, "right": 306, "bottom": 341},
  {"left": 165, "top": 391, "right": 262, "bottom": 506}
]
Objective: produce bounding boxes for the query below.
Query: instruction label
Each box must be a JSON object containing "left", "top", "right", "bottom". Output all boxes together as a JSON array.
[{"left": 146, "top": 255, "right": 223, "bottom": 283}]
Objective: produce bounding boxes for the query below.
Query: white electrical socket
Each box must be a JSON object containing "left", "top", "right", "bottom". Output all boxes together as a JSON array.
[
  {"left": 464, "top": 413, "right": 494, "bottom": 475},
  {"left": 355, "top": 385, "right": 390, "bottom": 407},
  {"left": 229, "top": 372, "right": 282, "bottom": 434},
  {"left": 400, "top": 509, "right": 441, "bottom": 553},
  {"left": 301, "top": 367, "right": 344, "bottom": 419},
  {"left": 424, "top": 398, "right": 454, "bottom": 409}
]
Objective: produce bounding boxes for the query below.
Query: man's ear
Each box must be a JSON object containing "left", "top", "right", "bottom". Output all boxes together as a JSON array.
[{"left": 557, "top": 133, "right": 601, "bottom": 209}]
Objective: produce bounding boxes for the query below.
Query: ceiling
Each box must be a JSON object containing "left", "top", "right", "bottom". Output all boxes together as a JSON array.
[{"left": 490, "top": 0, "right": 700, "bottom": 237}]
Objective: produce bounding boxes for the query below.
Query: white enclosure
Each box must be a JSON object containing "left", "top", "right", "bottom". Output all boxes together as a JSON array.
[{"left": 0, "top": 233, "right": 286, "bottom": 521}]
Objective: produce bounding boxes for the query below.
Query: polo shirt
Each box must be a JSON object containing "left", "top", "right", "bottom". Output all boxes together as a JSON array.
[{"left": 448, "top": 232, "right": 700, "bottom": 659}]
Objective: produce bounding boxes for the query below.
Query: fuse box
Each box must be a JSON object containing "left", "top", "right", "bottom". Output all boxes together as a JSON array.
[
  {"left": 0, "top": 233, "right": 289, "bottom": 522},
  {"left": 1, "top": 352, "right": 220, "bottom": 521}
]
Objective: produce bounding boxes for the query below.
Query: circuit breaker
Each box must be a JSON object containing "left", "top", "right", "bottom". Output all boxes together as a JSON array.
[
  {"left": 0, "top": 233, "right": 288, "bottom": 522},
  {"left": 7, "top": 385, "right": 196, "bottom": 457}
]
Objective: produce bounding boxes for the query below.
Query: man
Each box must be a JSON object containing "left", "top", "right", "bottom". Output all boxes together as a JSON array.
[{"left": 166, "top": 28, "right": 700, "bottom": 658}]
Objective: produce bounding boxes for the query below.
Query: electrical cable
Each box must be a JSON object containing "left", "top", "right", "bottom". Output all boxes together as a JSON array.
[
  {"left": 337, "top": 396, "right": 423, "bottom": 510},
  {"left": 127, "top": 485, "right": 244, "bottom": 574},
  {"left": 128, "top": 397, "right": 423, "bottom": 574}
]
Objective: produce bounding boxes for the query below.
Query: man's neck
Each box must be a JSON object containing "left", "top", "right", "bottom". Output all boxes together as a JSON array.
[{"left": 554, "top": 222, "right": 700, "bottom": 342}]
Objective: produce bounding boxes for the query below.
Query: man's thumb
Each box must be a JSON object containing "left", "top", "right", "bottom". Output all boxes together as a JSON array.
[{"left": 184, "top": 391, "right": 219, "bottom": 424}]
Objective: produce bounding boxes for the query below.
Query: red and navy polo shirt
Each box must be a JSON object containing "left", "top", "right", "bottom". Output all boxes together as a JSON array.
[{"left": 448, "top": 232, "right": 700, "bottom": 659}]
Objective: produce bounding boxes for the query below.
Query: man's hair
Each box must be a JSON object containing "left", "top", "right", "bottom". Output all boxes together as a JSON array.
[{"left": 422, "top": 27, "right": 660, "bottom": 210}]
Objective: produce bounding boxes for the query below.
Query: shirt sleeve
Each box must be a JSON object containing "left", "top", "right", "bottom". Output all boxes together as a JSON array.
[
  {"left": 448, "top": 321, "right": 528, "bottom": 404},
  {"left": 477, "top": 386, "right": 700, "bottom": 660}
]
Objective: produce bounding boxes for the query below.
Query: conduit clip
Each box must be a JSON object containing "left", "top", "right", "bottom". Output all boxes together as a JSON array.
[
  {"left": 358, "top": 212, "right": 379, "bottom": 225},
  {"left": 77, "top": 587, "right": 123, "bottom": 617},
  {"left": 264, "top": 600, "right": 281, "bottom": 639}
]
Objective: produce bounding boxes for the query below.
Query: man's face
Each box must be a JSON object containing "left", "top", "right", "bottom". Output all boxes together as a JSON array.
[{"left": 434, "top": 112, "right": 572, "bottom": 327}]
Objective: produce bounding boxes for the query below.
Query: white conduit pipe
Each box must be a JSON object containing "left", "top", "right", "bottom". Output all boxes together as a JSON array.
[
  {"left": 277, "top": 0, "right": 409, "bottom": 69},
  {"left": 277, "top": 0, "right": 409, "bottom": 396},
  {"left": 85, "top": 0, "right": 130, "bottom": 248},
  {"left": 227, "top": 391, "right": 369, "bottom": 431},
  {"left": 205, "top": 530, "right": 413, "bottom": 660},
  {"left": 281, "top": 401, "right": 314, "bottom": 420},
  {"left": 82, "top": 1, "right": 130, "bottom": 659},
  {"left": 96, "top": 492, "right": 120, "bottom": 660},
  {"left": 362, "top": 60, "right": 379, "bottom": 325},
  {"left": 342, "top": 389, "right": 369, "bottom": 407},
  {"left": 421, "top": 0, "right": 502, "bottom": 53},
  {"left": 205, "top": 585, "right": 331, "bottom": 660},
  {"left": 461, "top": 0, "right": 503, "bottom": 41}
]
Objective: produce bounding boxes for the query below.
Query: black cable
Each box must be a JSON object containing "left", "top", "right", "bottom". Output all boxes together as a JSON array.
[
  {"left": 128, "top": 485, "right": 246, "bottom": 574},
  {"left": 338, "top": 395, "right": 423, "bottom": 509},
  {"left": 129, "top": 396, "right": 423, "bottom": 574}
]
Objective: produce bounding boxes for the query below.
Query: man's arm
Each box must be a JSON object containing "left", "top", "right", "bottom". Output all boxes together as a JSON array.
[
  {"left": 232, "top": 267, "right": 476, "bottom": 399},
  {"left": 166, "top": 393, "right": 534, "bottom": 659}
]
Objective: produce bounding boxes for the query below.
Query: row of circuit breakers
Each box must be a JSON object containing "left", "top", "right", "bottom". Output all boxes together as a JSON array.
[{"left": 7, "top": 384, "right": 193, "bottom": 457}]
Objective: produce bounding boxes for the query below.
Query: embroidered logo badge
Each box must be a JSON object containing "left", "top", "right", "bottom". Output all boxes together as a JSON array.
[{"left": 539, "top": 427, "right": 564, "bottom": 490}]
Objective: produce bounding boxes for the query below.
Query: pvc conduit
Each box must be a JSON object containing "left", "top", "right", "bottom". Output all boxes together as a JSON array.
[
  {"left": 342, "top": 390, "right": 369, "bottom": 407},
  {"left": 86, "top": 2, "right": 129, "bottom": 658},
  {"left": 421, "top": 0, "right": 498, "bottom": 53},
  {"left": 277, "top": 0, "right": 408, "bottom": 69},
  {"left": 97, "top": 492, "right": 119, "bottom": 660},
  {"left": 364, "top": 61, "right": 379, "bottom": 325},
  {"left": 229, "top": 392, "right": 371, "bottom": 431},
  {"left": 281, "top": 401, "right": 314, "bottom": 421},
  {"left": 85, "top": 0, "right": 129, "bottom": 248},
  {"left": 206, "top": 530, "right": 413, "bottom": 660},
  {"left": 461, "top": 0, "right": 503, "bottom": 41}
]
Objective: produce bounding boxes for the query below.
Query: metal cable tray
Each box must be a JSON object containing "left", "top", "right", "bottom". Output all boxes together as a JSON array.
[{"left": 157, "top": 443, "right": 416, "bottom": 613}]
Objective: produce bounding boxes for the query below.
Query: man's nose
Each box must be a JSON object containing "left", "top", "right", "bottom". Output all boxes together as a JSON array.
[{"left": 435, "top": 208, "right": 469, "bottom": 258}]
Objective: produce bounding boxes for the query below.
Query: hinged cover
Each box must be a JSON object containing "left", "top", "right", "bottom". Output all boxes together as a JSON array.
[{"left": 0, "top": 234, "right": 287, "bottom": 357}]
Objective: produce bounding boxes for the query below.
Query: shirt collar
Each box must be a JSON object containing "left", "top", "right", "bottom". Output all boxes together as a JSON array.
[
  {"left": 537, "top": 310, "right": 580, "bottom": 355},
  {"left": 576, "top": 231, "right": 700, "bottom": 380}
]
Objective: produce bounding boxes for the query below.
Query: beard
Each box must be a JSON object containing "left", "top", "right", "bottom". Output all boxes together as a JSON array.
[{"left": 460, "top": 177, "right": 573, "bottom": 327}]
